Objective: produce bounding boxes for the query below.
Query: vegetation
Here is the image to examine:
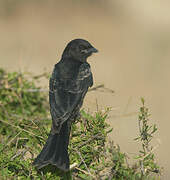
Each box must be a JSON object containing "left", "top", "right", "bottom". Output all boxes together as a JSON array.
[{"left": 0, "top": 68, "right": 161, "bottom": 179}]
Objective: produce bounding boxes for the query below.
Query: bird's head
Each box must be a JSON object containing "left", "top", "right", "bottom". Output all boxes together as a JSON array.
[{"left": 62, "top": 39, "right": 98, "bottom": 62}]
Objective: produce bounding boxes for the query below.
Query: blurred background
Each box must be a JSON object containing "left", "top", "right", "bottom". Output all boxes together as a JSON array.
[{"left": 0, "top": 0, "right": 170, "bottom": 178}]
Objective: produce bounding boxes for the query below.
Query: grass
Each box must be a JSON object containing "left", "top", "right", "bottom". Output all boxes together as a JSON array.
[{"left": 0, "top": 68, "right": 161, "bottom": 179}]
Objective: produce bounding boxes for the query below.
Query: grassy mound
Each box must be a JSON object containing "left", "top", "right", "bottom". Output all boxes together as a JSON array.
[{"left": 0, "top": 68, "right": 161, "bottom": 179}]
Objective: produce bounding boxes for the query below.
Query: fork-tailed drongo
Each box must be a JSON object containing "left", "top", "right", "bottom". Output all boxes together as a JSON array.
[{"left": 33, "top": 39, "right": 98, "bottom": 171}]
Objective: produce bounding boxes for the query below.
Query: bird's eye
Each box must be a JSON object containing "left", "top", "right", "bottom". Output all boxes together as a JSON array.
[
  {"left": 79, "top": 45, "right": 85, "bottom": 50},
  {"left": 79, "top": 45, "right": 88, "bottom": 54}
]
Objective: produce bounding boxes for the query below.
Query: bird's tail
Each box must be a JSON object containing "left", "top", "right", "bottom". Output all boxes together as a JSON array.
[{"left": 33, "top": 121, "right": 71, "bottom": 172}]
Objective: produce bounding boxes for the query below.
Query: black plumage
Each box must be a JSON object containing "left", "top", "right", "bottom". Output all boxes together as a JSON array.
[{"left": 33, "top": 39, "right": 98, "bottom": 171}]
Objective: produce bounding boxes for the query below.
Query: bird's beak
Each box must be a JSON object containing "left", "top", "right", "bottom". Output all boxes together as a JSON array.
[
  {"left": 81, "top": 47, "right": 98, "bottom": 55},
  {"left": 89, "top": 47, "right": 98, "bottom": 53}
]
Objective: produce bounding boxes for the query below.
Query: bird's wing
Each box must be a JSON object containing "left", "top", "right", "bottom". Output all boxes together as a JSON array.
[{"left": 49, "top": 63, "right": 93, "bottom": 133}]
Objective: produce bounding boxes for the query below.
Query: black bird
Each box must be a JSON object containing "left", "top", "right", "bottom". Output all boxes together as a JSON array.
[{"left": 33, "top": 39, "right": 98, "bottom": 171}]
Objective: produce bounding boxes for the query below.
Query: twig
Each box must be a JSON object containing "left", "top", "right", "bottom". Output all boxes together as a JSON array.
[
  {"left": 75, "top": 149, "right": 94, "bottom": 178},
  {"left": 88, "top": 85, "right": 104, "bottom": 92},
  {"left": 0, "top": 131, "right": 22, "bottom": 152},
  {"left": 77, "top": 133, "right": 103, "bottom": 148},
  {"left": 138, "top": 143, "right": 160, "bottom": 161},
  {"left": 11, "top": 148, "right": 28, "bottom": 160},
  {"left": 0, "top": 87, "right": 49, "bottom": 92},
  {"left": 75, "top": 167, "right": 96, "bottom": 179},
  {"left": 0, "top": 119, "right": 44, "bottom": 139},
  {"left": 0, "top": 84, "right": 114, "bottom": 94},
  {"left": 96, "top": 99, "right": 99, "bottom": 112},
  {"left": 32, "top": 72, "right": 49, "bottom": 79}
]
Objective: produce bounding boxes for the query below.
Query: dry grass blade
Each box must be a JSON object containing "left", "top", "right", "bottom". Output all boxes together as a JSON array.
[{"left": 0, "top": 119, "right": 44, "bottom": 139}]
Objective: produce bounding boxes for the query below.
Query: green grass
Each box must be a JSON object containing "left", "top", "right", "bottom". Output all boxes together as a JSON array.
[{"left": 0, "top": 68, "right": 161, "bottom": 179}]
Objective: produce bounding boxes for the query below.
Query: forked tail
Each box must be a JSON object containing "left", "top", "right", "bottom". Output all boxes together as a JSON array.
[{"left": 33, "top": 121, "right": 71, "bottom": 172}]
